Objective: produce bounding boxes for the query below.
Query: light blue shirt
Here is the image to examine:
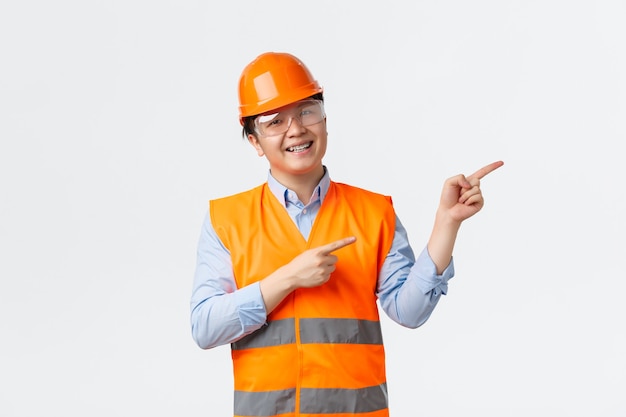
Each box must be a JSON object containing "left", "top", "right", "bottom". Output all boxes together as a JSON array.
[{"left": 191, "top": 168, "right": 454, "bottom": 349}]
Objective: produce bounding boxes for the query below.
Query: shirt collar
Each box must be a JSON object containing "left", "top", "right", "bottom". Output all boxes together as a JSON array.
[{"left": 267, "top": 166, "right": 331, "bottom": 207}]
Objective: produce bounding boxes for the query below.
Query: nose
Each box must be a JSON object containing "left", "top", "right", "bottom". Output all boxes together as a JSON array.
[{"left": 285, "top": 116, "right": 306, "bottom": 136}]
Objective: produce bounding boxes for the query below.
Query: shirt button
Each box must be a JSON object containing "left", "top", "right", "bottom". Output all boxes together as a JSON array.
[{"left": 302, "top": 209, "right": 307, "bottom": 214}]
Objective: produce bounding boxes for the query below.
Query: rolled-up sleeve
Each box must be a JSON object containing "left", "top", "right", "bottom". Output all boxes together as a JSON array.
[
  {"left": 412, "top": 246, "right": 455, "bottom": 297},
  {"left": 377, "top": 215, "right": 455, "bottom": 329}
]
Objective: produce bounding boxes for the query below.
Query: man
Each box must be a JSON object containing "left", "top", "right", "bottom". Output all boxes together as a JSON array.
[{"left": 191, "top": 51, "right": 503, "bottom": 417}]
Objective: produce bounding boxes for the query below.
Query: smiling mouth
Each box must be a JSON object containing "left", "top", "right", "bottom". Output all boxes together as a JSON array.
[{"left": 286, "top": 142, "right": 312, "bottom": 152}]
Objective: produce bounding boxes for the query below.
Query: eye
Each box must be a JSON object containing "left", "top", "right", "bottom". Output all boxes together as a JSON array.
[
  {"left": 300, "top": 104, "right": 318, "bottom": 117},
  {"left": 257, "top": 113, "right": 282, "bottom": 127}
]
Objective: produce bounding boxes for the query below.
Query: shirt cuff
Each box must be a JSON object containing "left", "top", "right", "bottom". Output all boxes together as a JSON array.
[
  {"left": 413, "top": 246, "right": 455, "bottom": 296},
  {"left": 233, "top": 282, "right": 268, "bottom": 332}
]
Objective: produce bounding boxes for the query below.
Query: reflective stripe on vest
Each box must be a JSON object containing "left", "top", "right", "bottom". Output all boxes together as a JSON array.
[
  {"left": 234, "top": 384, "right": 388, "bottom": 416},
  {"left": 232, "top": 318, "right": 383, "bottom": 350},
  {"left": 234, "top": 389, "right": 296, "bottom": 416}
]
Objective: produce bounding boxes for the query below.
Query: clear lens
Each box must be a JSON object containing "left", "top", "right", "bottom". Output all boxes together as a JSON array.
[{"left": 254, "top": 100, "right": 325, "bottom": 137}]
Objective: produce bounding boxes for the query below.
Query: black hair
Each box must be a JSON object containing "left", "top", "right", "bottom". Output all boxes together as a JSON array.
[{"left": 241, "top": 92, "right": 324, "bottom": 139}]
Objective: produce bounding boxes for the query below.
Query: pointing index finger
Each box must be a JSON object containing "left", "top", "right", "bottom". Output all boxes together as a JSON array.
[
  {"left": 320, "top": 236, "right": 357, "bottom": 255},
  {"left": 468, "top": 160, "right": 504, "bottom": 180}
]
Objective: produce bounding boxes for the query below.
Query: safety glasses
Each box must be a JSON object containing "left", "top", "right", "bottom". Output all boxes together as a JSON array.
[{"left": 254, "top": 100, "right": 325, "bottom": 137}]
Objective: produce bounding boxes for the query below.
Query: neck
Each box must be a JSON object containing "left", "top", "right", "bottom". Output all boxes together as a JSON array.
[{"left": 272, "top": 165, "right": 325, "bottom": 203}]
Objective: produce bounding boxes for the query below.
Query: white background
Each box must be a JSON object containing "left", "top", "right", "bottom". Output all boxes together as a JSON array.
[{"left": 1, "top": 1, "right": 624, "bottom": 416}]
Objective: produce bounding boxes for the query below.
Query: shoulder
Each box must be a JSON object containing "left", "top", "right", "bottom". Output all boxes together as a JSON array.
[
  {"left": 210, "top": 184, "right": 265, "bottom": 205},
  {"left": 209, "top": 184, "right": 267, "bottom": 225},
  {"left": 332, "top": 181, "right": 393, "bottom": 205}
]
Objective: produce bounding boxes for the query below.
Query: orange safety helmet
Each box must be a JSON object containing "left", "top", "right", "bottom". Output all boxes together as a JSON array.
[{"left": 238, "top": 52, "right": 323, "bottom": 125}]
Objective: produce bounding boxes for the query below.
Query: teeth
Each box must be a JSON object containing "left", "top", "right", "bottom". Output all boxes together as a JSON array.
[{"left": 287, "top": 142, "right": 311, "bottom": 152}]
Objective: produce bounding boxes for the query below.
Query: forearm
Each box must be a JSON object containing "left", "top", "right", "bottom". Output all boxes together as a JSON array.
[
  {"left": 259, "top": 267, "right": 297, "bottom": 314},
  {"left": 190, "top": 283, "right": 267, "bottom": 349},
  {"left": 384, "top": 283, "right": 442, "bottom": 328},
  {"left": 378, "top": 217, "right": 455, "bottom": 328},
  {"left": 191, "top": 269, "right": 299, "bottom": 348},
  {"left": 379, "top": 246, "right": 454, "bottom": 328},
  {"left": 427, "top": 209, "right": 462, "bottom": 275}
]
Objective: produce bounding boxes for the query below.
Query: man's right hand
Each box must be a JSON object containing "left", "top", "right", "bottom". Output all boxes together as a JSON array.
[
  {"left": 259, "top": 236, "right": 357, "bottom": 314},
  {"left": 282, "top": 236, "right": 357, "bottom": 288}
]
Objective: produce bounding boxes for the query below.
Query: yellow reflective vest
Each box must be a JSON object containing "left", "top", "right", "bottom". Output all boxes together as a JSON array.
[{"left": 210, "top": 181, "right": 396, "bottom": 417}]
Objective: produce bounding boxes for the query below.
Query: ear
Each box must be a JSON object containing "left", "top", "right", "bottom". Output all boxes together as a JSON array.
[{"left": 247, "top": 134, "right": 265, "bottom": 157}]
